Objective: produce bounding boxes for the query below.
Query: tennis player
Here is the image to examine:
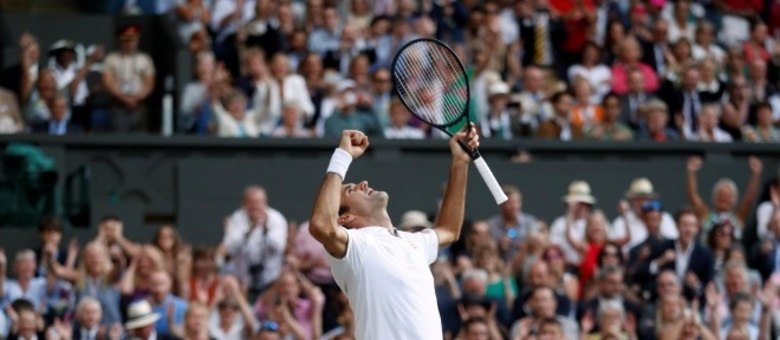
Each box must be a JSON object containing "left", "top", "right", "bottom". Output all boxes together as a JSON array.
[{"left": 309, "top": 126, "right": 478, "bottom": 339}]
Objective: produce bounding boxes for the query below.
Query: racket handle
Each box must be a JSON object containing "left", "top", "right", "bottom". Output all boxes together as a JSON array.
[{"left": 473, "top": 157, "right": 508, "bottom": 205}]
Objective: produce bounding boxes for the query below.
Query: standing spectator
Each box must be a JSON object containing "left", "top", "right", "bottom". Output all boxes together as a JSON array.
[
  {"left": 208, "top": 276, "right": 256, "bottom": 339},
  {"left": 150, "top": 225, "right": 189, "bottom": 295},
  {"left": 174, "top": 0, "right": 211, "bottom": 47},
  {"left": 48, "top": 39, "right": 102, "bottom": 113},
  {"left": 180, "top": 246, "right": 219, "bottom": 307},
  {"left": 536, "top": 91, "right": 582, "bottom": 140},
  {"left": 242, "top": 0, "right": 285, "bottom": 59},
  {"left": 6, "top": 305, "right": 46, "bottom": 340},
  {"left": 0, "top": 32, "right": 39, "bottom": 105},
  {"left": 486, "top": 185, "right": 538, "bottom": 262},
  {"left": 550, "top": 180, "right": 596, "bottom": 265},
  {"left": 626, "top": 200, "right": 673, "bottom": 300},
  {"left": 222, "top": 185, "right": 287, "bottom": 297},
  {"left": 118, "top": 245, "right": 166, "bottom": 301},
  {"left": 685, "top": 155, "right": 763, "bottom": 239},
  {"left": 31, "top": 94, "right": 83, "bottom": 135},
  {"left": 32, "top": 216, "right": 69, "bottom": 277},
  {"left": 102, "top": 24, "right": 156, "bottom": 133},
  {"left": 148, "top": 271, "right": 187, "bottom": 337},
  {"left": 610, "top": 177, "right": 678, "bottom": 252},
  {"left": 210, "top": 0, "right": 255, "bottom": 78},
  {"left": 1, "top": 249, "right": 47, "bottom": 311}
]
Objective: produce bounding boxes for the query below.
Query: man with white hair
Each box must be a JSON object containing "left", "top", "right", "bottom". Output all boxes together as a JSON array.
[
  {"left": 72, "top": 297, "right": 103, "bottom": 340},
  {"left": 0, "top": 249, "right": 47, "bottom": 310}
]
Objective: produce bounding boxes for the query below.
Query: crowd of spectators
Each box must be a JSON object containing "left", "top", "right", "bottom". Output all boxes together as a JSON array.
[
  {"left": 2, "top": 156, "right": 780, "bottom": 339},
  {"left": 0, "top": 0, "right": 779, "bottom": 140}
]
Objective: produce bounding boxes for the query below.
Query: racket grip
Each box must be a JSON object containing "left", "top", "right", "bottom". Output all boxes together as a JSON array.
[{"left": 473, "top": 157, "right": 508, "bottom": 205}]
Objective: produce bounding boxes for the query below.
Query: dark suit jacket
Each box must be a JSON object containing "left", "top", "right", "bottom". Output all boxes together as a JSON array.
[
  {"left": 34, "top": 246, "right": 67, "bottom": 277},
  {"left": 31, "top": 120, "right": 84, "bottom": 135},
  {"left": 627, "top": 236, "right": 669, "bottom": 297},
  {"left": 518, "top": 13, "right": 566, "bottom": 66},
  {"left": 654, "top": 240, "right": 715, "bottom": 299},
  {"left": 751, "top": 241, "right": 779, "bottom": 281},
  {"left": 640, "top": 40, "right": 666, "bottom": 74}
]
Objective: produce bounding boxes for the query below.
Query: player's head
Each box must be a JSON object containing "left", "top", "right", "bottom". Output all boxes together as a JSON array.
[{"left": 337, "top": 180, "right": 389, "bottom": 228}]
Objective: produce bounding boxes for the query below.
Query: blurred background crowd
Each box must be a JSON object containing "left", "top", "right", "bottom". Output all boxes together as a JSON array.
[{"left": 0, "top": 0, "right": 779, "bottom": 141}]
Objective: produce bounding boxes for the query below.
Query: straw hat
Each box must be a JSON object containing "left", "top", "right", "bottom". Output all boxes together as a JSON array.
[
  {"left": 625, "top": 177, "right": 659, "bottom": 199},
  {"left": 488, "top": 81, "right": 510, "bottom": 98},
  {"left": 124, "top": 300, "right": 160, "bottom": 330},
  {"left": 399, "top": 210, "right": 433, "bottom": 230},
  {"left": 562, "top": 181, "right": 596, "bottom": 204}
]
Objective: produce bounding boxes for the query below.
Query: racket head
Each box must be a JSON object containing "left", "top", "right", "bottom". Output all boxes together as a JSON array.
[{"left": 391, "top": 38, "right": 470, "bottom": 133}]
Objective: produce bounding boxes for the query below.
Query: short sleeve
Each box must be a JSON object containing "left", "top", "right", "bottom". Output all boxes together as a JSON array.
[
  {"left": 403, "top": 229, "right": 439, "bottom": 264},
  {"left": 328, "top": 227, "right": 364, "bottom": 267}
]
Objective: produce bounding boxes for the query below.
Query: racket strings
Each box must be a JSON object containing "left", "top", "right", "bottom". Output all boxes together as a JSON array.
[{"left": 393, "top": 41, "right": 468, "bottom": 126}]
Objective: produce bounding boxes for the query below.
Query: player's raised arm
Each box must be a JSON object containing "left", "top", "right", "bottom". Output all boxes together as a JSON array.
[
  {"left": 309, "top": 130, "right": 369, "bottom": 258},
  {"left": 434, "top": 124, "right": 478, "bottom": 246}
]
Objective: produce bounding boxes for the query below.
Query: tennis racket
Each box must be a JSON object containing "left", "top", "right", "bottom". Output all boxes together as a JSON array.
[{"left": 391, "top": 38, "right": 508, "bottom": 205}]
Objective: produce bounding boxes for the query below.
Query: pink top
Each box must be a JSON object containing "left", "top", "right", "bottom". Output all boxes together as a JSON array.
[
  {"left": 255, "top": 298, "right": 315, "bottom": 340},
  {"left": 610, "top": 62, "right": 659, "bottom": 95},
  {"left": 294, "top": 222, "right": 334, "bottom": 285}
]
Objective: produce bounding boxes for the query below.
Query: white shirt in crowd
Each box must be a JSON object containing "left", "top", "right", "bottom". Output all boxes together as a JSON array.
[
  {"left": 549, "top": 217, "right": 587, "bottom": 264},
  {"left": 222, "top": 207, "right": 288, "bottom": 290},
  {"left": 329, "top": 227, "right": 442, "bottom": 340}
]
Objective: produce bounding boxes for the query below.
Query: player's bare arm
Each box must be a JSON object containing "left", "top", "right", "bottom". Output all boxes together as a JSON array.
[
  {"left": 309, "top": 130, "right": 369, "bottom": 258},
  {"left": 434, "top": 124, "right": 478, "bottom": 246}
]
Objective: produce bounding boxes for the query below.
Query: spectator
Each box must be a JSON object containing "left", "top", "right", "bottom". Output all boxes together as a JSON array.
[
  {"left": 708, "top": 222, "right": 740, "bottom": 275},
  {"left": 584, "top": 92, "right": 633, "bottom": 141},
  {"left": 458, "top": 268, "right": 512, "bottom": 329},
  {"left": 179, "top": 246, "right": 218, "bottom": 307},
  {"left": 0, "top": 32, "right": 39, "bottom": 105},
  {"left": 221, "top": 185, "right": 287, "bottom": 297},
  {"left": 48, "top": 39, "right": 101, "bottom": 111},
  {"left": 550, "top": 180, "right": 596, "bottom": 265},
  {"left": 323, "top": 25, "right": 368, "bottom": 77},
  {"left": 174, "top": 0, "right": 211, "bottom": 47},
  {"left": 666, "top": 0, "right": 696, "bottom": 44},
  {"left": 147, "top": 270, "right": 187, "bottom": 337},
  {"left": 32, "top": 216, "right": 69, "bottom": 277},
  {"left": 454, "top": 295, "right": 502, "bottom": 340},
  {"left": 271, "top": 101, "right": 313, "bottom": 138},
  {"left": 697, "top": 58, "right": 725, "bottom": 104},
  {"left": 254, "top": 269, "right": 325, "bottom": 340},
  {"left": 612, "top": 37, "right": 659, "bottom": 95},
  {"left": 512, "top": 66, "right": 552, "bottom": 135},
  {"left": 626, "top": 199, "right": 673, "bottom": 300},
  {"left": 102, "top": 24, "right": 156, "bottom": 133},
  {"left": 182, "top": 302, "right": 209, "bottom": 340},
  {"left": 1, "top": 249, "right": 47, "bottom": 311},
  {"left": 510, "top": 286, "right": 579, "bottom": 340},
  {"left": 71, "top": 297, "right": 104, "bottom": 339},
  {"left": 570, "top": 77, "right": 604, "bottom": 129},
  {"left": 743, "top": 20, "right": 772, "bottom": 63},
  {"left": 209, "top": 275, "right": 255, "bottom": 340},
  {"left": 255, "top": 320, "right": 282, "bottom": 340},
  {"left": 664, "top": 66, "right": 703, "bottom": 139},
  {"left": 580, "top": 299, "right": 638, "bottom": 340},
  {"left": 640, "top": 20, "right": 671, "bottom": 76},
  {"left": 0, "top": 87, "right": 24, "bottom": 133},
  {"left": 118, "top": 245, "right": 166, "bottom": 301},
  {"left": 636, "top": 99, "right": 680, "bottom": 142},
  {"left": 753, "top": 207, "right": 780, "bottom": 280},
  {"left": 567, "top": 42, "right": 612, "bottom": 103},
  {"left": 536, "top": 91, "right": 583, "bottom": 141},
  {"left": 473, "top": 247, "right": 517, "bottom": 310},
  {"left": 692, "top": 22, "right": 726, "bottom": 64},
  {"left": 150, "top": 225, "right": 189, "bottom": 294},
  {"left": 743, "top": 102, "right": 780, "bottom": 142},
  {"left": 124, "top": 299, "right": 178, "bottom": 340},
  {"left": 383, "top": 98, "right": 425, "bottom": 139},
  {"left": 24, "top": 68, "right": 58, "bottom": 126},
  {"left": 242, "top": 0, "right": 284, "bottom": 59},
  {"left": 268, "top": 53, "right": 315, "bottom": 127},
  {"left": 179, "top": 51, "right": 218, "bottom": 134},
  {"left": 457, "top": 317, "right": 492, "bottom": 340},
  {"left": 369, "top": 68, "right": 392, "bottom": 127},
  {"left": 486, "top": 185, "right": 538, "bottom": 262},
  {"left": 31, "top": 94, "right": 83, "bottom": 135},
  {"left": 214, "top": 90, "right": 259, "bottom": 138},
  {"left": 685, "top": 155, "right": 763, "bottom": 240},
  {"left": 6, "top": 305, "right": 45, "bottom": 340},
  {"left": 210, "top": 0, "right": 255, "bottom": 78},
  {"left": 690, "top": 104, "right": 733, "bottom": 142},
  {"left": 481, "top": 81, "right": 512, "bottom": 139},
  {"left": 323, "top": 80, "right": 382, "bottom": 138},
  {"left": 610, "top": 178, "right": 678, "bottom": 252},
  {"left": 620, "top": 69, "right": 655, "bottom": 131},
  {"left": 513, "top": 257, "right": 575, "bottom": 321},
  {"left": 308, "top": 6, "right": 342, "bottom": 56},
  {"left": 516, "top": 0, "right": 565, "bottom": 70},
  {"left": 747, "top": 58, "right": 778, "bottom": 105}
]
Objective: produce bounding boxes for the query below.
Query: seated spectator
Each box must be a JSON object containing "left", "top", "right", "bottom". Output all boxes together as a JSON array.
[
  {"left": 307, "top": 6, "right": 341, "bottom": 56},
  {"left": 71, "top": 297, "right": 104, "bottom": 339},
  {"left": 742, "top": 102, "right": 780, "bottom": 142},
  {"left": 118, "top": 245, "right": 166, "bottom": 301},
  {"left": 148, "top": 271, "right": 187, "bottom": 337},
  {"left": 175, "top": 0, "right": 211, "bottom": 47},
  {"left": 383, "top": 98, "right": 425, "bottom": 139},
  {"left": 692, "top": 22, "right": 725, "bottom": 64},
  {"left": 536, "top": 91, "right": 583, "bottom": 141},
  {"left": 179, "top": 51, "right": 218, "bottom": 134},
  {"left": 210, "top": 0, "right": 254, "bottom": 78},
  {"left": 480, "top": 81, "right": 512, "bottom": 139},
  {"left": 369, "top": 68, "right": 392, "bottom": 128},
  {"left": 579, "top": 299, "right": 638, "bottom": 340},
  {"left": 1, "top": 249, "right": 47, "bottom": 311},
  {"left": 213, "top": 90, "right": 259, "bottom": 138},
  {"left": 323, "top": 80, "right": 382, "bottom": 137},
  {"left": 512, "top": 66, "right": 552, "bottom": 135},
  {"left": 611, "top": 37, "right": 659, "bottom": 96},
  {"left": 705, "top": 262, "right": 763, "bottom": 327},
  {"left": 31, "top": 94, "right": 83, "bottom": 135},
  {"left": 102, "top": 24, "right": 156, "bottom": 133},
  {"left": 567, "top": 42, "right": 612, "bottom": 103},
  {"left": 458, "top": 268, "right": 512, "bottom": 329},
  {"left": 486, "top": 185, "right": 539, "bottom": 262},
  {"left": 209, "top": 276, "right": 255, "bottom": 339},
  {"left": 24, "top": 68, "right": 58, "bottom": 126},
  {"left": 743, "top": 20, "right": 772, "bottom": 62},
  {"left": 150, "top": 225, "right": 189, "bottom": 292},
  {"left": 620, "top": 69, "right": 655, "bottom": 131},
  {"left": 221, "top": 186, "right": 287, "bottom": 297},
  {"left": 610, "top": 178, "right": 678, "bottom": 252},
  {"left": 0, "top": 87, "right": 23, "bottom": 133},
  {"left": 473, "top": 247, "right": 517, "bottom": 309},
  {"left": 454, "top": 295, "right": 502, "bottom": 340},
  {"left": 636, "top": 99, "right": 680, "bottom": 141},
  {"left": 570, "top": 78, "right": 604, "bottom": 129},
  {"left": 124, "top": 299, "right": 179, "bottom": 340},
  {"left": 510, "top": 286, "right": 579, "bottom": 340},
  {"left": 513, "top": 259, "right": 575, "bottom": 320},
  {"left": 180, "top": 246, "right": 218, "bottom": 307},
  {"left": 697, "top": 58, "right": 725, "bottom": 104},
  {"left": 585, "top": 93, "right": 634, "bottom": 141},
  {"left": 270, "top": 101, "right": 313, "bottom": 138},
  {"left": 254, "top": 269, "right": 325, "bottom": 340},
  {"left": 457, "top": 317, "right": 494, "bottom": 340},
  {"left": 689, "top": 104, "right": 732, "bottom": 142}
]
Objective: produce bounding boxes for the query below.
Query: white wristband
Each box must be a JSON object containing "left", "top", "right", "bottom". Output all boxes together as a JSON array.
[{"left": 327, "top": 148, "right": 352, "bottom": 179}]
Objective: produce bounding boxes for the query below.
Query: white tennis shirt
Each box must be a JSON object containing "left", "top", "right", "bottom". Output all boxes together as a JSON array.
[{"left": 328, "top": 226, "right": 442, "bottom": 340}]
